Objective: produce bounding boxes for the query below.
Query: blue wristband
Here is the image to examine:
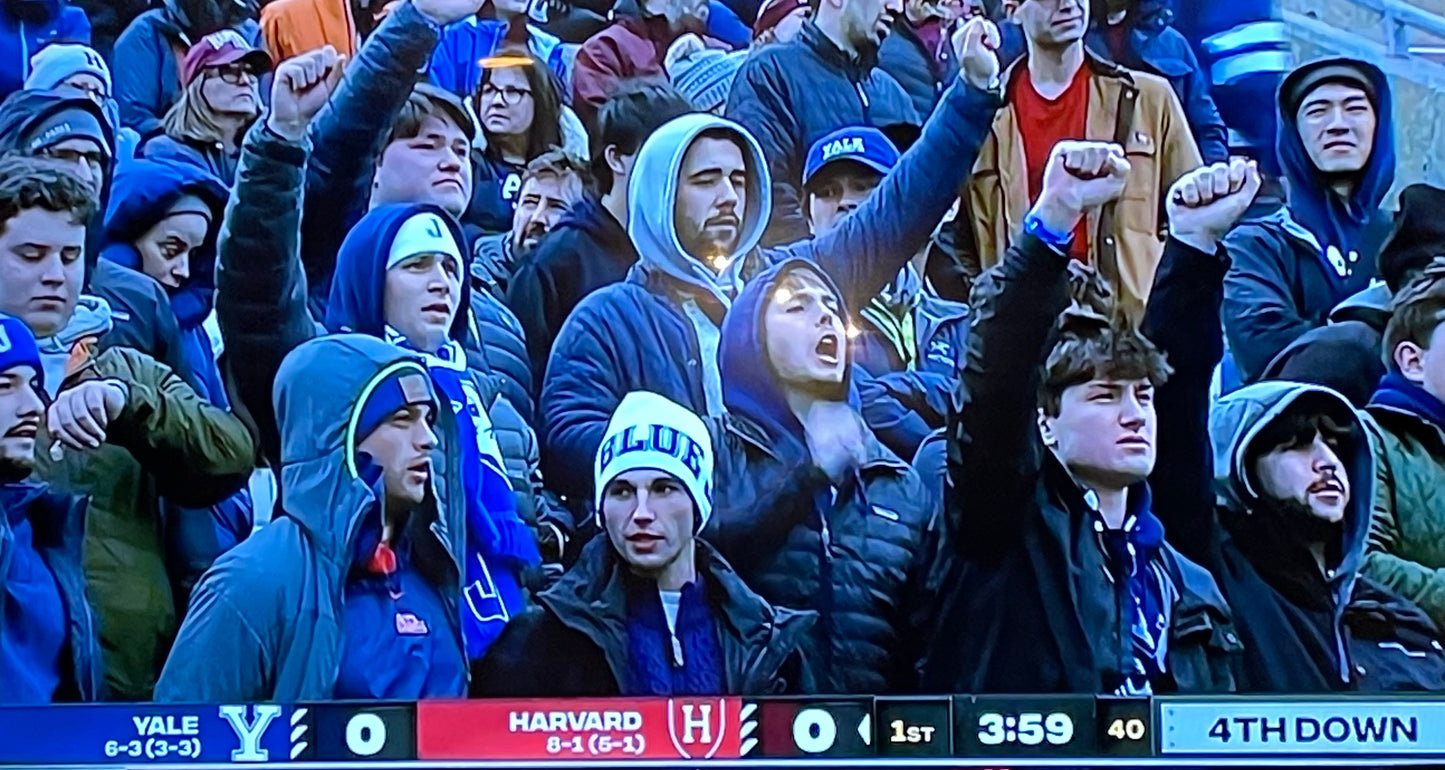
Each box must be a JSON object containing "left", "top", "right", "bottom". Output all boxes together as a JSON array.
[{"left": 1023, "top": 212, "right": 1073, "bottom": 249}]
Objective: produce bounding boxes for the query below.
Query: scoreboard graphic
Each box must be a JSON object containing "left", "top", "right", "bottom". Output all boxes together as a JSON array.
[{"left": 4, "top": 696, "right": 1445, "bottom": 766}]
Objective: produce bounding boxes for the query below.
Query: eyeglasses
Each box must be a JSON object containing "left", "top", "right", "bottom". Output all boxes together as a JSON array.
[
  {"left": 479, "top": 84, "right": 532, "bottom": 105},
  {"left": 208, "top": 63, "right": 259, "bottom": 85}
]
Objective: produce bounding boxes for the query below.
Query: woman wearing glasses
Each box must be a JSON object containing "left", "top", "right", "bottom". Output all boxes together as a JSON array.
[
  {"left": 465, "top": 51, "right": 572, "bottom": 233},
  {"left": 142, "top": 30, "right": 272, "bottom": 186}
]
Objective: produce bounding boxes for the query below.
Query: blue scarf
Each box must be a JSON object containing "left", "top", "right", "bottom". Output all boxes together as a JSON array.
[
  {"left": 386, "top": 329, "right": 539, "bottom": 662},
  {"left": 624, "top": 579, "right": 725, "bottom": 696},
  {"left": 1094, "top": 486, "right": 1175, "bottom": 696},
  {"left": 1373, "top": 372, "right": 1445, "bottom": 434}
]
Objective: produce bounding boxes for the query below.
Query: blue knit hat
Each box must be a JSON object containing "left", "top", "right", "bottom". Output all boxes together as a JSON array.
[
  {"left": 667, "top": 47, "right": 746, "bottom": 113},
  {"left": 354, "top": 365, "right": 438, "bottom": 449},
  {"left": 25, "top": 44, "right": 112, "bottom": 94},
  {"left": 0, "top": 314, "right": 43, "bottom": 387}
]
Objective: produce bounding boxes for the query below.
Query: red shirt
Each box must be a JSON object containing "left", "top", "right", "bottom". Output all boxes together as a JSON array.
[{"left": 1012, "top": 65, "right": 1091, "bottom": 260}]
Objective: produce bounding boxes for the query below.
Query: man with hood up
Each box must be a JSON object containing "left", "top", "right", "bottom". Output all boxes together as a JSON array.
[
  {"left": 707, "top": 258, "right": 939, "bottom": 694},
  {"left": 1140, "top": 160, "right": 1445, "bottom": 691},
  {"left": 112, "top": 0, "right": 261, "bottom": 140},
  {"left": 98, "top": 158, "right": 255, "bottom": 600},
  {"left": 0, "top": 154, "right": 254, "bottom": 701},
  {"left": 540, "top": 18, "right": 1003, "bottom": 508},
  {"left": 0, "top": 88, "right": 200, "bottom": 391},
  {"left": 1222, "top": 57, "right": 1397, "bottom": 384},
  {"left": 157, "top": 335, "right": 470, "bottom": 701},
  {"left": 218, "top": 47, "right": 569, "bottom": 573},
  {"left": 0, "top": 314, "right": 102, "bottom": 703},
  {"left": 475, "top": 391, "right": 816, "bottom": 695}
]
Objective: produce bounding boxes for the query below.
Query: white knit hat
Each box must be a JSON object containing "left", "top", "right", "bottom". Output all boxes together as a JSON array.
[
  {"left": 387, "top": 212, "right": 462, "bottom": 270},
  {"left": 594, "top": 391, "right": 715, "bottom": 530}
]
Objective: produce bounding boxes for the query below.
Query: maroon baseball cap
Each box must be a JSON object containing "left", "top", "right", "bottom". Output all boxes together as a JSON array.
[{"left": 180, "top": 30, "right": 272, "bottom": 87}]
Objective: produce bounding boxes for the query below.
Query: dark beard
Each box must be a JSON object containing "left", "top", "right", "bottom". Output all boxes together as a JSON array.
[
  {"left": 0, "top": 457, "right": 34, "bottom": 484},
  {"left": 1260, "top": 493, "right": 1345, "bottom": 558}
]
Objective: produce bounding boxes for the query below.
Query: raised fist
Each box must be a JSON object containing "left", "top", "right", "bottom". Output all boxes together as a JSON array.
[
  {"left": 266, "top": 46, "right": 347, "bottom": 142},
  {"left": 951, "top": 15, "right": 1001, "bottom": 91},
  {"left": 1166, "top": 158, "right": 1261, "bottom": 253},
  {"left": 1028, "top": 140, "right": 1131, "bottom": 236}
]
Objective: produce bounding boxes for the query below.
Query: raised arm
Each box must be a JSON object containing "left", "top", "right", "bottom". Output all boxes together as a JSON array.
[
  {"left": 302, "top": 0, "right": 484, "bottom": 301},
  {"left": 217, "top": 50, "right": 345, "bottom": 465},
  {"left": 947, "top": 142, "right": 1130, "bottom": 558},
  {"left": 777, "top": 18, "right": 1003, "bottom": 312},
  {"left": 1144, "top": 159, "right": 1262, "bottom": 566},
  {"left": 1221, "top": 225, "right": 1315, "bottom": 382}
]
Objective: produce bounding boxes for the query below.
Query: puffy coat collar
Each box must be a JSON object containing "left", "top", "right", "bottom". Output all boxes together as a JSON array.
[
  {"left": 537, "top": 536, "right": 814, "bottom": 692},
  {"left": 799, "top": 22, "right": 880, "bottom": 78}
]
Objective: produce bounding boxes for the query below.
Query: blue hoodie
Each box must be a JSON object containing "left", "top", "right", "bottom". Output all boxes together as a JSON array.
[
  {"left": 1276, "top": 58, "right": 1395, "bottom": 263},
  {"left": 430, "top": 14, "right": 567, "bottom": 99},
  {"left": 326, "top": 203, "right": 539, "bottom": 663},
  {"left": 0, "top": 0, "right": 91, "bottom": 100},
  {"left": 718, "top": 258, "right": 859, "bottom": 471},
  {"left": 100, "top": 159, "right": 228, "bottom": 405}
]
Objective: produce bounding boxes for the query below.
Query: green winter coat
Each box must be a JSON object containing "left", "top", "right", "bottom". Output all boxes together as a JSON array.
[
  {"left": 35, "top": 344, "right": 255, "bottom": 701},
  {"left": 1364, "top": 404, "right": 1445, "bottom": 631}
]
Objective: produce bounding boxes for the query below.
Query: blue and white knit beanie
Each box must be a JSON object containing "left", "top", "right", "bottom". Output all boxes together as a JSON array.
[
  {"left": 665, "top": 36, "right": 746, "bottom": 114},
  {"left": 595, "top": 392, "right": 715, "bottom": 530},
  {"left": 0, "top": 314, "right": 43, "bottom": 389},
  {"left": 25, "top": 44, "right": 112, "bottom": 94}
]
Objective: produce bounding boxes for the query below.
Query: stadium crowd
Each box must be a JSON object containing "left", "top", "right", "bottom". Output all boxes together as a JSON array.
[{"left": 2, "top": 0, "right": 1444, "bottom": 703}]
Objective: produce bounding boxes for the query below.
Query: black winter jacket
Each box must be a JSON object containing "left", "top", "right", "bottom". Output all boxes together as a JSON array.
[
  {"left": 473, "top": 537, "right": 816, "bottom": 696},
  {"left": 1223, "top": 209, "right": 1392, "bottom": 383},
  {"left": 1147, "top": 235, "right": 1445, "bottom": 693},
  {"left": 708, "top": 414, "right": 941, "bottom": 694},
  {"left": 505, "top": 195, "right": 637, "bottom": 395},
  {"left": 725, "top": 22, "right": 920, "bottom": 247},
  {"left": 921, "top": 234, "right": 1242, "bottom": 695}
]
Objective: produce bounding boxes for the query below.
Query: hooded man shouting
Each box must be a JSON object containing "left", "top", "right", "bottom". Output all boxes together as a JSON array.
[
  {"left": 475, "top": 391, "right": 815, "bottom": 696},
  {"left": 541, "top": 14, "right": 1004, "bottom": 511}
]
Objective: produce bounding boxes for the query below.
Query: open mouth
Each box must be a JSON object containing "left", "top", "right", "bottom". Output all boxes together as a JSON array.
[
  {"left": 1117, "top": 435, "right": 1150, "bottom": 446},
  {"left": 816, "top": 333, "right": 841, "bottom": 365},
  {"left": 422, "top": 301, "right": 451, "bottom": 315},
  {"left": 1310, "top": 478, "right": 1345, "bottom": 495}
]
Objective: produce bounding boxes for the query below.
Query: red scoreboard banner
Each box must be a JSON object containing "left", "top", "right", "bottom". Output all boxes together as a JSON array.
[{"left": 417, "top": 697, "right": 746, "bottom": 761}]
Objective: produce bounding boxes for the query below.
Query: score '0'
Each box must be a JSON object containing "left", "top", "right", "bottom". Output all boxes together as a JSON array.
[
  {"left": 346, "top": 713, "right": 388, "bottom": 757},
  {"left": 793, "top": 709, "right": 838, "bottom": 754}
]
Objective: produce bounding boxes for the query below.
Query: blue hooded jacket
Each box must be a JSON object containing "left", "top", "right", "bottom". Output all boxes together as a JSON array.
[
  {"left": 0, "top": 0, "right": 91, "bottom": 100},
  {"left": 326, "top": 203, "right": 539, "bottom": 663},
  {"left": 719, "top": 259, "right": 860, "bottom": 470},
  {"left": 429, "top": 14, "right": 568, "bottom": 99},
  {"left": 156, "top": 335, "right": 469, "bottom": 700},
  {"left": 101, "top": 159, "right": 228, "bottom": 405}
]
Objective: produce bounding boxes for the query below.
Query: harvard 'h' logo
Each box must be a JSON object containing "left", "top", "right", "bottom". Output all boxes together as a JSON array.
[{"left": 667, "top": 698, "right": 727, "bottom": 759}]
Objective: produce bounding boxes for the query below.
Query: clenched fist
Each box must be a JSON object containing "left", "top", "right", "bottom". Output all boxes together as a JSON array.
[
  {"left": 951, "top": 15, "right": 1001, "bottom": 91},
  {"left": 1030, "top": 141, "right": 1132, "bottom": 236},
  {"left": 1166, "top": 158, "right": 1261, "bottom": 253},
  {"left": 266, "top": 46, "right": 347, "bottom": 142},
  {"left": 48, "top": 379, "right": 127, "bottom": 452}
]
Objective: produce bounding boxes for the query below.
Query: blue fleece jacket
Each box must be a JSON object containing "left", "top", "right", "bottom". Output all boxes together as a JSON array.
[
  {"left": 0, "top": 485, "right": 66, "bottom": 703},
  {"left": 0, "top": 0, "right": 91, "bottom": 100},
  {"left": 326, "top": 203, "right": 539, "bottom": 662}
]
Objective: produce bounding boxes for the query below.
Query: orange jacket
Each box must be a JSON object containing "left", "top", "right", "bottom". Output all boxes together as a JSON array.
[{"left": 260, "top": 0, "right": 357, "bottom": 62}]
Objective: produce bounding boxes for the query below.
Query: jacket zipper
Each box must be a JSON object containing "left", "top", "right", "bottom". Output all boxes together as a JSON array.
[{"left": 855, "top": 81, "right": 871, "bottom": 124}]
